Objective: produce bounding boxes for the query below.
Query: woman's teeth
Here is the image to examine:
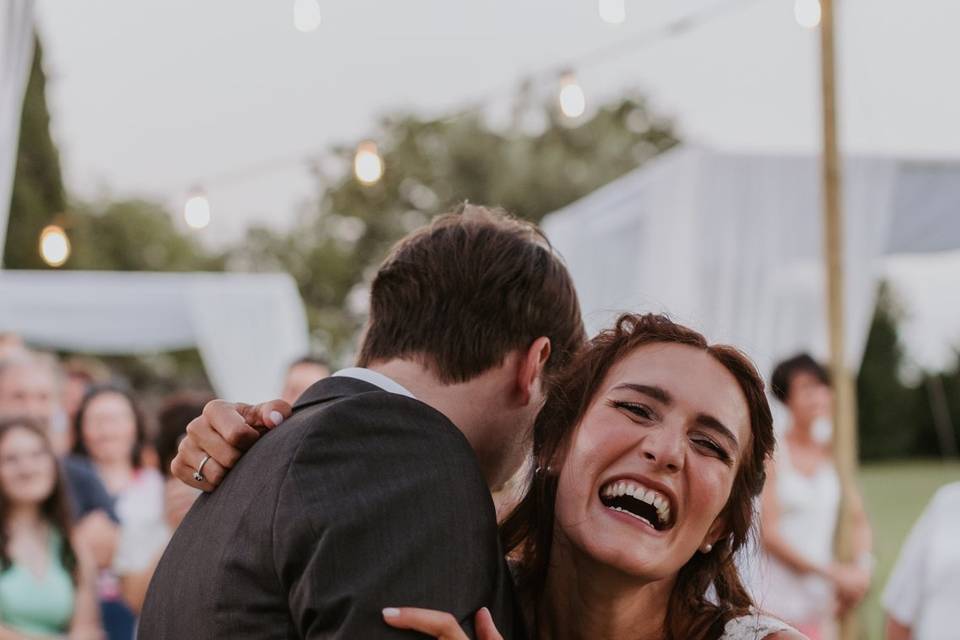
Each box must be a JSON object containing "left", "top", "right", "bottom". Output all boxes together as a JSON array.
[{"left": 600, "top": 480, "right": 671, "bottom": 528}]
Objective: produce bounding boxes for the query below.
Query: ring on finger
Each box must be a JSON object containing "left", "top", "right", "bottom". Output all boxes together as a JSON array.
[{"left": 193, "top": 454, "right": 212, "bottom": 482}]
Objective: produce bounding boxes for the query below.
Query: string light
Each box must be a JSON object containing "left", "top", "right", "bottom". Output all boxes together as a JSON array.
[
  {"left": 39, "top": 225, "right": 70, "bottom": 267},
  {"left": 173, "top": 0, "right": 760, "bottom": 197},
  {"left": 598, "top": 0, "right": 626, "bottom": 25},
  {"left": 794, "top": 0, "right": 821, "bottom": 28},
  {"left": 558, "top": 72, "right": 586, "bottom": 119},
  {"left": 294, "top": 0, "right": 322, "bottom": 32},
  {"left": 354, "top": 141, "right": 384, "bottom": 185},
  {"left": 184, "top": 189, "right": 211, "bottom": 229}
]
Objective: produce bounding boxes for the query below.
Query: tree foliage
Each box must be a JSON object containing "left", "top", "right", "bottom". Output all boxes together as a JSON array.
[
  {"left": 4, "top": 38, "right": 67, "bottom": 269},
  {"left": 232, "top": 97, "right": 679, "bottom": 357}
]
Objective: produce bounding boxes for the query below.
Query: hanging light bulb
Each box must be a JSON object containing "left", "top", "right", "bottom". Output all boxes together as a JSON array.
[
  {"left": 558, "top": 72, "right": 586, "bottom": 119},
  {"left": 39, "top": 225, "right": 70, "bottom": 267},
  {"left": 598, "top": 0, "right": 626, "bottom": 25},
  {"left": 794, "top": 0, "right": 821, "bottom": 28},
  {"left": 294, "top": 0, "right": 322, "bottom": 32},
  {"left": 354, "top": 141, "right": 384, "bottom": 185},
  {"left": 184, "top": 189, "right": 211, "bottom": 229}
]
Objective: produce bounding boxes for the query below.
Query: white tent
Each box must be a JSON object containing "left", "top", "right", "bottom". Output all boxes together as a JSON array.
[
  {"left": 1, "top": 9, "right": 311, "bottom": 401},
  {"left": 0, "top": 270, "right": 310, "bottom": 402},
  {"left": 542, "top": 146, "right": 960, "bottom": 379},
  {"left": 0, "top": 0, "right": 34, "bottom": 265}
]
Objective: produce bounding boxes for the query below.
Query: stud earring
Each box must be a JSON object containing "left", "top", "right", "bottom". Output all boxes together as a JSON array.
[{"left": 700, "top": 543, "right": 713, "bottom": 554}]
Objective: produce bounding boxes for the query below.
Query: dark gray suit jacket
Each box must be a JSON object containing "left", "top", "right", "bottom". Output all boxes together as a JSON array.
[{"left": 139, "top": 377, "right": 524, "bottom": 639}]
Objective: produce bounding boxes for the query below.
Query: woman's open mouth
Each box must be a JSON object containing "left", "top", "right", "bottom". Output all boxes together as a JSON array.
[{"left": 599, "top": 478, "right": 675, "bottom": 531}]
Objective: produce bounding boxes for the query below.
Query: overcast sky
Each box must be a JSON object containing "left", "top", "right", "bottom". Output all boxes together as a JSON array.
[{"left": 34, "top": 0, "right": 960, "bottom": 244}]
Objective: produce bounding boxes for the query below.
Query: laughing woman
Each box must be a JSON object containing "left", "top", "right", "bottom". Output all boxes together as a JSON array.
[
  {"left": 0, "top": 419, "right": 101, "bottom": 640},
  {"left": 384, "top": 314, "right": 804, "bottom": 640}
]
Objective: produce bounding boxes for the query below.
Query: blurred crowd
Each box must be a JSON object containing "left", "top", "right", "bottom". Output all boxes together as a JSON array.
[
  {"left": 0, "top": 333, "right": 328, "bottom": 640},
  {"left": 0, "top": 327, "right": 956, "bottom": 639}
]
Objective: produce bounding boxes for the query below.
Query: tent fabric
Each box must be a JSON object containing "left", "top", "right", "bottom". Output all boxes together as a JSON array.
[
  {"left": 542, "top": 146, "right": 960, "bottom": 380},
  {"left": 0, "top": 270, "right": 310, "bottom": 402},
  {"left": 0, "top": 1, "right": 34, "bottom": 266}
]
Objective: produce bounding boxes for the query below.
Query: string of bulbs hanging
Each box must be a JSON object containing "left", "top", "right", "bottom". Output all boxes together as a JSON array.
[{"left": 66, "top": 0, "right": 811, "bottom": 263}]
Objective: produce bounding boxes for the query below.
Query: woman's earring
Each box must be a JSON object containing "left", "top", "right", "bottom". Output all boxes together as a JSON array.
[{"left": 700, "top": 543, "right": 713, "bottom": 554}]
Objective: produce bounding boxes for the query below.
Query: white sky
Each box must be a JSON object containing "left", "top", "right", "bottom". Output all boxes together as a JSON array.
[{"left": 34, "top": 0, "right": 960, "bottom": 245}]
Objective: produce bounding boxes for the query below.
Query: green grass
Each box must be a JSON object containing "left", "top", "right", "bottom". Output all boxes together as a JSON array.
[{"left": 858, "top": 460, "right": 960, "bottom": 639}]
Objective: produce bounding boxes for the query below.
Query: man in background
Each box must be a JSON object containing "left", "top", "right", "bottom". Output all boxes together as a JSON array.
[{"left": 280, "top": 355, "right": 331, "bottom": 405}]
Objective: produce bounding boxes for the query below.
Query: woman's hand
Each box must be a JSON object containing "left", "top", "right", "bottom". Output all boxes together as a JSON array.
[
  {"left": 170, "top": 399, "right": 292, "bottom": 491},
  {"left": 828, "top": 562, "right": 870, "bottom": 612},
  {"left": 382, "top": 606, "right": 503, "bottom": 640}
]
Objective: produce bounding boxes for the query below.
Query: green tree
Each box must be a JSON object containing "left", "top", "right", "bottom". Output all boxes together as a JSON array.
[
  {"left": 234, "top": 95, "right": 678, "bottom": 358},
  {"left": 4, "top": 37, "right": 67, "bottom": 269},
  {"left": 68, "top": 198, "right": 225, "bottom": 272}
]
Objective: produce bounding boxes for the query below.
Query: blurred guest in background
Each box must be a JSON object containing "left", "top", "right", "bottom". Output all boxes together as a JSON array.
[
  {"left": 73, "top": 386, "right": 163, "bottom": 640},
  {"left": 0, "top": 354, "right": 119, "bottom": 573},
  {"left": 0, "top": 334, "right": 27, "bottom": 363},
  {"left": 756, "top": 354, "right": 872, "bottom": 639},
  {"left": 883, "top": 481, "right": 960, "bottom": 640},
  {"left": 61, "top": 358, "right": 111, "bottom": 432},
  {"left": 280, "top": 355, "right": 330, "bottom": 405},
  {"left": 113, "top": 392, "right": 207, "bottom": 614},
  {"left": 0, "top": 418, "right": 102, "bottom": 639}
]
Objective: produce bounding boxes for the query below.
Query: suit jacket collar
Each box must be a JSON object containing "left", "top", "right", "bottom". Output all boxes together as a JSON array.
[{"left": 292, "top": 376, "right": 385, "bottom": 411}]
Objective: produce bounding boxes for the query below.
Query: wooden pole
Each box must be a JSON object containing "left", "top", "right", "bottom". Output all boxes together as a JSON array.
[{"left": 819, "top": 0, "right": 860, "bottom": 638}]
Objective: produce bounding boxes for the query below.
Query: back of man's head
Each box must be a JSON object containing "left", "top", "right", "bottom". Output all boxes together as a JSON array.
[{"left": 357, "top": 204, "right": 585, "bottom": 383}]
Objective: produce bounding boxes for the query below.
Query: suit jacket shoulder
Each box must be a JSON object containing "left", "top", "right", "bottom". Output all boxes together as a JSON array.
[{"left": 140, "top": 378, "right": 524, "bottom": 640}]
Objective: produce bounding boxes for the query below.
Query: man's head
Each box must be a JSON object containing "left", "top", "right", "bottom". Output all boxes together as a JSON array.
[
  {"left": 357, "top": 204, "right": 585, "bottom": 485},
  {"left": 281, "top": 356, "right": 331, "bottom": 405},
  {"left": 0, "top": 352, "right": 64, "bottom": 428},
  {"left": 770, "top": 353, "right": 833, "bottom": 427}
]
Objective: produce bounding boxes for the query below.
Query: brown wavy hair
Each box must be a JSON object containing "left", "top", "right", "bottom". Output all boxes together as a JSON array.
[
  {"left": 0, "top": 418, "right": 78, "bottom": 584},
  {"left": 500, "top": 313, "right": 775, "bottom": 640}
]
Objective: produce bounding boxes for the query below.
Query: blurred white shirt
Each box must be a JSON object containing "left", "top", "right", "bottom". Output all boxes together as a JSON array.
[{"left": 883, "top": 481, "right": 960, "bottom": 640}]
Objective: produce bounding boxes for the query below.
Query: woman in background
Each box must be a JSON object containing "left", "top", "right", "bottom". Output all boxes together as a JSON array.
[
  {"left": 72, "top": 387, "right": 163, "bottom": 640},
  {"left": 113, "top": 393, "right": 207, "bottom": 614},
  {"left": 0, "top": 418, "right": 101, "bottom": 639},
  {"left": 756, "top": 354, "right": 872, "bottom": 640}
]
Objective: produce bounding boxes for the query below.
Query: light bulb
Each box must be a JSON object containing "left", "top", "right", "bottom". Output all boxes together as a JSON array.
[
  {"left": 559, "top": 73, "right": 586, "bottom": 119},
  {"left": 598, "top": 0, "right": 626, "bottom": 25},
  {"left": 294, "top": 0, "right": 322, "bottom": 33},
  {"left": 794, "top": 0, "right": 821, "bottom": 28},
  {"left": 354, "top": 141, "right": 384, "bottom": 185},
  {"left": 184, "top": 191, "right": 211, "bottom": 229},
  {"left": 39, "top": 225, "right": 70, "bottom": 267}
]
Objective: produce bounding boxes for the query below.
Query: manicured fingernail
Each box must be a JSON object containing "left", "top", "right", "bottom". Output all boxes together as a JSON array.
[
  {"left": 382, "top": 608, "right": 400, "bottom": 618},
  {"left": 269, "top": 411, "right": 284, "bottom": 426}
]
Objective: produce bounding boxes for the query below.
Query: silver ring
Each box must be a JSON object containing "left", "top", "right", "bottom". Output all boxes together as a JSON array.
[{"left": 193, "top": 454, "right": 212, "bottom": 482}]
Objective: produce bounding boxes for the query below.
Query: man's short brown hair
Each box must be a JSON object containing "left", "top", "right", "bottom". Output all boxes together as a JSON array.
[{"left": 357, "top": 204, "right": 585, "bottom": 383}]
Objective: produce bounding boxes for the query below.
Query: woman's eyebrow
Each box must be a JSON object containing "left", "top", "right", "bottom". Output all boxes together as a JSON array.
[
  {"left": 696, "top": 414, "right": 740, "bottom": 449},
  {"left": 612, "top": 383, "right": 672, "bottom": 404}
]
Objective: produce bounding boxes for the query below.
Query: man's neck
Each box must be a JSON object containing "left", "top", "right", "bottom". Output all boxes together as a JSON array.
[{"left": 367, "top": 359, "right": 509, "bottom": 488}]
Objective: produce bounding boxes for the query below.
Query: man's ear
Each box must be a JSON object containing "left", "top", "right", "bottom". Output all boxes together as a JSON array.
[{"left": 516, "top": 337, "right": 551, "bottom": 406}]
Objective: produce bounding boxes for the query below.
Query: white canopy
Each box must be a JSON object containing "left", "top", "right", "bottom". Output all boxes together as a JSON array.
[
  {"left": 542, "top": 146, "right": 960, "bottom": 378},
  {"left": 0, "top": 0, "right": 34, "bottom": 266},
  {"left": 0, "top": 270, "right": 310, "bottom": 402}
]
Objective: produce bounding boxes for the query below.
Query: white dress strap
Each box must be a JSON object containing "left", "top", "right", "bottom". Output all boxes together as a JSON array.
[{"left": 721, "top": 611, "right": 798, "bottom": 639}]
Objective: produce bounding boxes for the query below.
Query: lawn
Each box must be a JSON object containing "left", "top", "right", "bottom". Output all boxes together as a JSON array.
[{"left": 858, "top": 460, "right": 960, "bottom": 638}]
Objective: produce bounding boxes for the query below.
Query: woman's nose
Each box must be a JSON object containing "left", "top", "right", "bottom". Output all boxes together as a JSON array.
[{"left": 639, "top": 427, "right": 685, "bottom": 473}]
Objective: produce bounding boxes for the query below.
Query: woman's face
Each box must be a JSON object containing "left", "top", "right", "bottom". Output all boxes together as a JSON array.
[
  {"left": 0, "top": 428, "right": 57, "bottom": 506},
  {"left": 81, "top": 392, "right": 138, "bottom": 466},
  {"left": 554, "top": 343, "right": 752, "bottom": 582}
]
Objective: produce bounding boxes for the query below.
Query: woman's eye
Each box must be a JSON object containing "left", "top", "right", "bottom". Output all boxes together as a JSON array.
[
  {"left": 692, "top": 437, "right": 730, "bottom": 462},
  {"left": 610, "top": 400, "right": 654, "bottom": 420}
]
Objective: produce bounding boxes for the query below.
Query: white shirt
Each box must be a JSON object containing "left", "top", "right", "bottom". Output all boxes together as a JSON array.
[
  {"left": 332, "top": 367, "right": 415, "bottom": 399},
  {"left": 883, "top": 482, "right": 960, "bottom": 640}
]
